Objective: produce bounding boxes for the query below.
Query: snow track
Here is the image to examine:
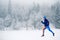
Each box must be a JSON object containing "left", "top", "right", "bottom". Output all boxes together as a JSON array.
[{"left": 0, "top": 29, "right": 60, "bottom": 40}]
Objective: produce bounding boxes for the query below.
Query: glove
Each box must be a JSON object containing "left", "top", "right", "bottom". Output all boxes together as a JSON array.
[{"left": 41, "top": 21, "right": 43, "bottom": 23}]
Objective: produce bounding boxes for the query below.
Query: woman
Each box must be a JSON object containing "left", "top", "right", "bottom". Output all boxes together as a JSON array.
[{"left": 41, "top": 16, "right": 55, "bottom": 37}]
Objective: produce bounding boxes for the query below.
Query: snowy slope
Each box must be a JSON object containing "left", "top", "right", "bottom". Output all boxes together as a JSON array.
[{"left": 0, "top": 29, "right": 60, "bottom": 40}]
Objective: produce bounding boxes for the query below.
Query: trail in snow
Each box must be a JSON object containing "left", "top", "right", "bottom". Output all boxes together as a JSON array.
[{"left": 0, "top": 29, "right": 60, "bottom": 40}]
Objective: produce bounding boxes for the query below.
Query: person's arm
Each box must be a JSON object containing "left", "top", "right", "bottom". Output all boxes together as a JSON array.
[{"left": 41, "top": 21, "right": 45, "bottom": 24}]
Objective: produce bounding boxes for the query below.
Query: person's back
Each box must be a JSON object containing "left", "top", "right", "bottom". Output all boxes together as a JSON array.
[{"left": 44, "top": 18, "right": 49, "bottom": 27}]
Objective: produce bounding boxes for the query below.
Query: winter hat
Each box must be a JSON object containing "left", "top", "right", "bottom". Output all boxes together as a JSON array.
[{"left": 43, "top": 16, "right": 46, "bottom": 18}]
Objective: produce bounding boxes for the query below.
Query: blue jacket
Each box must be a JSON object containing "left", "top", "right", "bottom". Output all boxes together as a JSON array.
[{"left": 41, "top": 18, "right": 49, "bottom": 27}]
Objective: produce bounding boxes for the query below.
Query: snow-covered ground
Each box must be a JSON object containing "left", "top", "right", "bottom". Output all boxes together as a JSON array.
[{"left": 0, "top": 28, "right": 60, "bottom": 40}]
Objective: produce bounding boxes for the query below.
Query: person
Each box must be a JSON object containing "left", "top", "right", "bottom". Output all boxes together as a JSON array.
[{"left": 41, "top": 16, "right": 55, "bottom": 37}]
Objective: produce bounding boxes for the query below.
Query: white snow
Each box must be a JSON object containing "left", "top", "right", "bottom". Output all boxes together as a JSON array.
[{"left": 0, "top": 29, "right": 60, "bottom": 40}]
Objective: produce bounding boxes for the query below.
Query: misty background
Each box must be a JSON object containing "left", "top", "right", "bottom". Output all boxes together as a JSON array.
[{"left": 0, "top": 0, "right": 60, "bottom": 30}]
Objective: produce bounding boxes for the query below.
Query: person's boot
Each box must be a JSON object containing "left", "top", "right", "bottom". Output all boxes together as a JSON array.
[
  {"left": 53, "top": 33, "right": 55, "bottom": 36},
  {"left": 41, "top": 35, "right": 44, "bottom": 37}
]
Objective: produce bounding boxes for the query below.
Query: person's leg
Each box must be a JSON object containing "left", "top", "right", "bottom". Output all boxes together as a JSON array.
[
  {"left": 41, "top": 27, "right": 46, "bottom": 37},
  {"left": 47, "top": 26, "right": 55, "bottom": 36}
]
